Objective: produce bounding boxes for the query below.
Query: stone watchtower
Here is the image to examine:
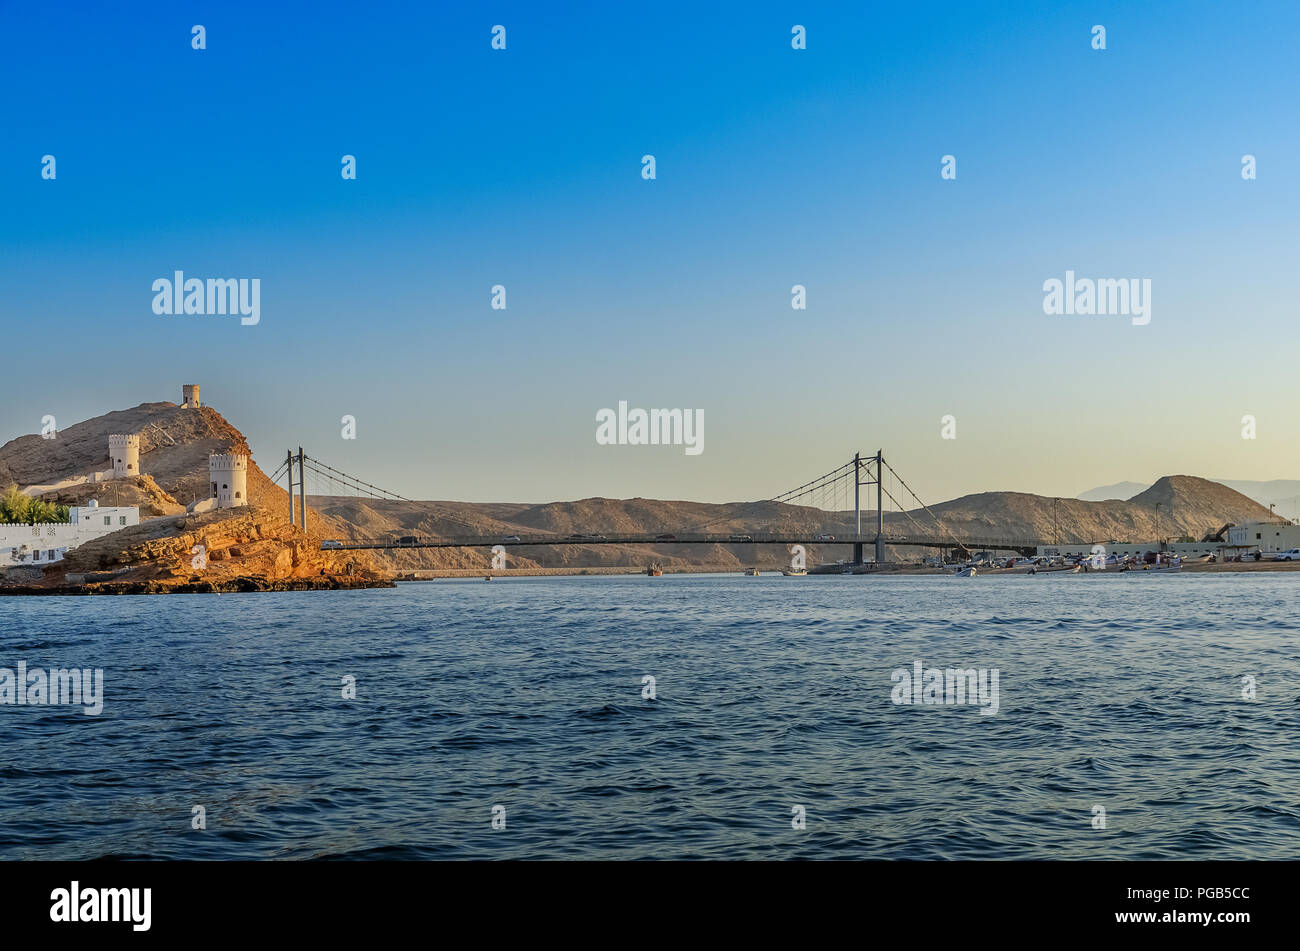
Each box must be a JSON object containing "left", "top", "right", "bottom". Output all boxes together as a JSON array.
[
  {"left": 182, "top": 384, "right": 201, "bottom": 408},
  {"left": 108, "top": 434, "right": 140, "bottom": 478},
  {"left": 209, "top": 453, "right": 248, "bottom": 508}
]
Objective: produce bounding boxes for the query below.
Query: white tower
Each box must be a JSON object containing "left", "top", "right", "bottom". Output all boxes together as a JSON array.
[
  {"left": 108, "top": 434, "right": 140, "bottom": 478},
  {"left": 182, "top": 384, "right": 201, "bottom": 408},
  {"left": 209, "top": 453, "right": 248, "bottom": 508}
]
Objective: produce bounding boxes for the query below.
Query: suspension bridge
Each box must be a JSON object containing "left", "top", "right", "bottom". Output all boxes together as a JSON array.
[{"left": 267, "top": 448, "right": 1049, "bottom": 562}]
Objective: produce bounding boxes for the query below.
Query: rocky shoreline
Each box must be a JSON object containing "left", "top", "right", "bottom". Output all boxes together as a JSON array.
[{"left": 0, "top": 575, "right": 395, "bottom": 596}]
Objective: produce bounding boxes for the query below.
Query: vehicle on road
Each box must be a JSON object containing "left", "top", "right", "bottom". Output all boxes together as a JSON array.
[
  {"left": 656, "top": 533, "right": 676, "bottom": 540},
  {"left": 813, "top": 533, "right": 835, "bottom": 541},
  {"left": 1271, "top": 548, "right": 1300, "bottom": 561},
  {"left": 398, "top": 536, "right": 418, "bottom": 545},
  {"left": 729, "top": 534, "right": 753, "bottom": 542},
  {"left": 322, "top": 540, "right": 343, "bottom": 549},
  {"left": 501, "top": 535, "right": 521, "bottom": 542}
]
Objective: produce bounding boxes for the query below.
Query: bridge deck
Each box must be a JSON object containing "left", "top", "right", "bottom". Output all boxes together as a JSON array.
[{"left": 326, "top": 532, "right": 1047, "bottom": 553}]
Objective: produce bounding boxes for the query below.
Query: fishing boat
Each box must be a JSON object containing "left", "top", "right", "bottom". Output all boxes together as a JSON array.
[
  {"left": 781, "top": 567, "right": 807, "bottom": 576},
  {"left": 744, "top": 567, "right": 760, "bottom": 576},
  {"left": 646, "top": 563, "right": 663, "bottom": 577}
]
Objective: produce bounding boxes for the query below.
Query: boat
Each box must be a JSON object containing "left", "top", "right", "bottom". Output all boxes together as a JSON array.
[
  {"left": 956, "top": 566, "right": 977, "bottom": 577},
  {"left": 781, "top": 567, "right": 807, "bottom": 576},
  {"left": 646, "top": 563, "right": 663, "bottom": 577},
  {"left": 484, "top": 575, "right": 493, "bottom": 582},
  {"left": 744, "top": 568, "right": 760, "bottom": 576}
]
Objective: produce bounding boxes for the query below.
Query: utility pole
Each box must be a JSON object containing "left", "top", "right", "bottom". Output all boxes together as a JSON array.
[
  {"left": 287, "top": 450, "right": 295, "bottom": 527},
  {"left": 875, "top": 449, "right": 885, "bottom": 565},
  {"left": 297, "top": 447, "right": 307, "bottom": 531}
]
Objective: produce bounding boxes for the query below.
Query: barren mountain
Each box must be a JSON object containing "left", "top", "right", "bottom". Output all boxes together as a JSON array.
[
  {"left": 310, "top": 474, "right": 1281, "bottom": 571},
  {"left": 2, "top": 400, "right": 1283, "bottom": 580}
]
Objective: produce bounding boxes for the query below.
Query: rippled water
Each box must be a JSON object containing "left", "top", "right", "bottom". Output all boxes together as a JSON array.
[{"left": 2, "top": 574, "right": 1298, "bottom": 859}]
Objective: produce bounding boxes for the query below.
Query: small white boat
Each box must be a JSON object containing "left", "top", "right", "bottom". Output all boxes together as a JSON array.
[
  {"left": 781, "top": 567, "right": 807, "bottom": 576},
  {"left": 956, "top": 566, "right": 977, "bottom": 577}
]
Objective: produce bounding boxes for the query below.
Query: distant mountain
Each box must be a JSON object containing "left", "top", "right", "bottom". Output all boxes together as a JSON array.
[
  {"left": 312, "top": 475, "right": 1280, "bottom": 570},
  {"left": 1080, "top": 478, "right": 1300, "bottom": 517},
  {"left": 1077, "top": 481, "right": 1148, "bottom": 502},
  {"left": 1210, "top": 479, "right": 1300, "bottom": 520}
]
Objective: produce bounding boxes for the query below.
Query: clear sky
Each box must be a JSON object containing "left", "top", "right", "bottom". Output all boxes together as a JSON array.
[{"left": 3, "top": 0, "right": 1298, "bottom": 506}]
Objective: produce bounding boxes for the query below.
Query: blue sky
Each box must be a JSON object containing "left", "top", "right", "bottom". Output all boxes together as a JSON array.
[{"left": 3, "top": 0, "right": 1298, "bottom": 505}]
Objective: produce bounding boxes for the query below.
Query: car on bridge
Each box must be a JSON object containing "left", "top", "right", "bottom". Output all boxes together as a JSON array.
[
  {"left": 656, "top": 533, "right": 676, "bottom": 540},
  {"left": 398, "top": 536, "right": 418, "bottom": 545},
  {"left": 729, "top": 534, "right": 753, "bottom": 542},
  {"left": 322, "top": 540, "right": 344, "bottom": 549},
  {"left": 813, "top": 533, "right": 834, "bottom": 541},
  {"left": 501, "top": 535, "right": 521, "bottom": 542},
  {"left": 567, "top": 533, "right": 589, "bottom": 540}
]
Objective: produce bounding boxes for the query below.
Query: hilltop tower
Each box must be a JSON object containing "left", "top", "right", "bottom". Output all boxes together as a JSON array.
[
  {"left": 108, "top": 434, "right": 140, "bottom": 478},
  {"left": 182, "top": 384, "right": 201, "bottom": 408},
  {"left": 209, "top": 452, "right": 248, "bottom": 508}
]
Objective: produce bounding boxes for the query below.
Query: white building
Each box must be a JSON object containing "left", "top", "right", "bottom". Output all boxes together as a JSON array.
[
  {"left": 1226, "top": 521, "right": 1300, "bottom": 554},
  {"left": 108, "top": 434, "right": 140, "bottom": 478},
  {"left": 209, "top": 453, "right": 248, "bottom": 509},
  {"left": 0, "top": 500, "right": 140, "bottom": 567}
]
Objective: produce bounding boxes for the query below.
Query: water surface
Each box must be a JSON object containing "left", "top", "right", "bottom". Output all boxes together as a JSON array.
[{"left": 2, "top": 574, "right": 1297, "bottom": 859}]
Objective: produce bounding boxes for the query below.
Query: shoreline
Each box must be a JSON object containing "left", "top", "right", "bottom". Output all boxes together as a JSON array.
[
  {"left": 0, "top": 576, "right": 395, "bottom": 596},
  {"left": 404, "top": 560, "right": 1300, "bottom": 579}
]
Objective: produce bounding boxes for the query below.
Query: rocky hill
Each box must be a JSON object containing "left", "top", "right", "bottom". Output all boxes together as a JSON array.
[{"left": 0, "top": 399, "right": 388, "bottom": 590}]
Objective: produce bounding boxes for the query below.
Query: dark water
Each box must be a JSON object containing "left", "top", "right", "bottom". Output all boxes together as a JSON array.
[{"left": 2, "top": 574, "right": 1298, "bottom": 860}]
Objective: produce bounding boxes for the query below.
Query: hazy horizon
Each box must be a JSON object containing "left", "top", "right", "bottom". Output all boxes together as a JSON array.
[{"left": 4, "top": 0, "right": 1298, "bottom": 506}]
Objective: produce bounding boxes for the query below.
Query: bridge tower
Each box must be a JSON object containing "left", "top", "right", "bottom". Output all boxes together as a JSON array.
[
  {"left": 108, "top": 434, "right": 140, "bottom": 478},
  {"left": 875, "top": 449, "right": 885, "bottom": 565},
  {"left": 850, "top": 450, "right": 886, "bottom": 565},
  {"left": 209, "top": 452, "right": 248, "bottom": 508}
]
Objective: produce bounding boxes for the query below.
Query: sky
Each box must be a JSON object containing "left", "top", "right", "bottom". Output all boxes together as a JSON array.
[{"left": 3, "top": 0, "right": 1298, "bottom": 507}]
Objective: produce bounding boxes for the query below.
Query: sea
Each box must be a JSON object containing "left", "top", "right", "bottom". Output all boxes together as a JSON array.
[{"left": 2, "top": 573, "right": 1297, "bottom": 860}]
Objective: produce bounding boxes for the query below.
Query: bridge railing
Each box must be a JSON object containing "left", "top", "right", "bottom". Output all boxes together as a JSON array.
[{"left": 324, "top": 531, "right": 1051, "bottom": 551}]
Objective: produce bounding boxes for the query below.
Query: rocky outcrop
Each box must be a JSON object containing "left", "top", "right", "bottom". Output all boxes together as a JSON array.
[{"left": 4, "top": 505, "right": 389, "bottom": 592}]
